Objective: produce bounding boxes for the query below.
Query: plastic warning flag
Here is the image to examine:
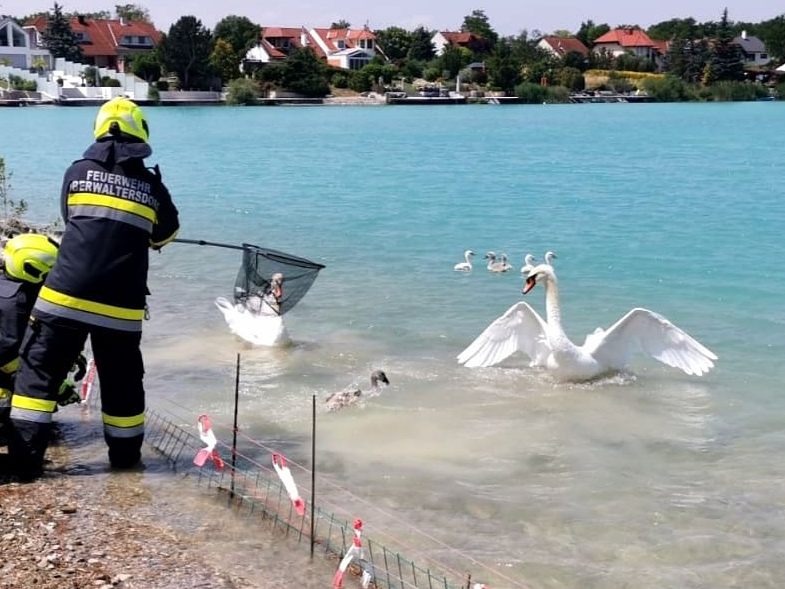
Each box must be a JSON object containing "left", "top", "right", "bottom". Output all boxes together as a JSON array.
[
  {"left": 272, "top": 453, "right": 305, "bottom": 516},
  {"left": 194, "top": 414, "right": 225, "bottom": 470}
]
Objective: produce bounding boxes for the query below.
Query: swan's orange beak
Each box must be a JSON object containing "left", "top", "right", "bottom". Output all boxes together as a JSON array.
[{"left": 523, "top": 275, "right": 536, "bottom": 295}]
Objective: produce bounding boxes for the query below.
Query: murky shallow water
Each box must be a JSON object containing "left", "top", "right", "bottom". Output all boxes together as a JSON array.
[{"left": 87, "top": 317, "right": 781, "bottom": 589}]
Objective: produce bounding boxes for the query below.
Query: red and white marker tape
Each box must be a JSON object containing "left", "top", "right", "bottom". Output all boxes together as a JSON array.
[
  {"left": 194, "top": 414, "right": 225, "bottom": 470},
  {"left": 79, "top": 357, "right": 97, "bottom": 403},
  {"left": 333, "top": 519, "right": 372, "bottom": 589},
  {"left": 272, "top": 453, "right": 305, "bottom": 516}
]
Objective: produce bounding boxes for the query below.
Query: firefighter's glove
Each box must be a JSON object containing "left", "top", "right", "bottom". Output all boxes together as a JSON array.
[
  {"left": 57, "top": 380, "right": 81, "bottom": 407},
  {"left": 72, "top": 354, "right": 88, "bottom": 382}
]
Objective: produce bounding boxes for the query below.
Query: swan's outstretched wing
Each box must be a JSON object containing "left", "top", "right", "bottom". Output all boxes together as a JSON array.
[
  {"left": 587, "top": 308, "right": 717, "bottom": 376},
  {"left": 457, "top": 302, "right": 550, "bottom": 368},
  {"left": 215, "top": 297, "right": 239, "bottom": 325}
]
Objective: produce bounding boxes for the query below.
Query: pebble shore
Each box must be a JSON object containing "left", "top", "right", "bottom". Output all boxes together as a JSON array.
[{"left": 1, "top": 442, "right": 259, "bottom": 589}]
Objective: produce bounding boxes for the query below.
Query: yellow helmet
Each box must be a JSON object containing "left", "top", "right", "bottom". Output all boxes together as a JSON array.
[
  {"left": 2, "top": 233, "right": 59, "bottom": 284},
  {"left": 93, "top": 97, "right": 149, "bottom": 143}
]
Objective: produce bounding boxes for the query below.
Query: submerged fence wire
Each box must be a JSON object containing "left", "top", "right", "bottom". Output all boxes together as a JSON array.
[{"left": 144, "top": 408, "right": 469, "bottom": 589}]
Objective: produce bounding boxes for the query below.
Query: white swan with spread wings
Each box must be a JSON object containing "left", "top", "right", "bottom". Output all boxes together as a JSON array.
[
  {"left": 457, "top": 254, "right": 717, "bottom": 382},
  {"left": 215, "top": 297, "right": 291, "bottom": 347},
  {"left": 215, "top": 273, "right": 291, "bottom": 347}
]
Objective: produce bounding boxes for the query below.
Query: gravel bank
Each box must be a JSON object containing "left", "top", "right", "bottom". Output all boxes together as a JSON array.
[{"left": 1, "top": 419, "right": 330, "bottom": 589}]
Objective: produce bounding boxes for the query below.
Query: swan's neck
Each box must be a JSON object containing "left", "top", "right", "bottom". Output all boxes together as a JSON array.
[{"left": 543, "top": 277, "right": 566, "bottom": 336}]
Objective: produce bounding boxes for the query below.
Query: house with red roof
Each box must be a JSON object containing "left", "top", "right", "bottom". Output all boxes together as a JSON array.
[
  {"left": 26, "top": 15, "right": 160, "bottom": 72},
  {"left": 431, "top": 31, "right": 490, "bottom": 56},
  {"left": 537, "top": 36, "right": 589, "bottom": 59},
  {"left": 245, "top": 25, "right": 378, "bottom": 70},
  {"left": 308, "top": 27, "right": 378, "bottom": 70},
  {"left": 592, "top": 28, "right": 658, "bottom": 62},
  {"left": 244, "top": 26, "right": 324, "bottom": 65}
]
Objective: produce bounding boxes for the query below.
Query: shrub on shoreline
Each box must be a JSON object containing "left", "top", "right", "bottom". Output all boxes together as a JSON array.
[{"left": 226, "top": 78, "right": 260, "bottom": 105}]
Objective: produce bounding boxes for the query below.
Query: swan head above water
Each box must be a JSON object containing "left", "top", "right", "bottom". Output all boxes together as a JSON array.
[
  {"left": 370, "top": 369, "right": 390, "bottom": 387},
  {"left": 454, "top": 250, "right": 476, "bottom": 271},
  {"left": 522, "top": 262, "right": 556, "bottom": 295},
  {"left": 486, "top": 251, "right": 512, "bottom": 273},
  {"left": 520, "top": 253, "right": 536, "bottom": 274},
  {"left": 269, "top": 272, "right": 284, "bottom": 299},
  {"left": 325, "top": 369, "right": 391, "bottom": 412}
]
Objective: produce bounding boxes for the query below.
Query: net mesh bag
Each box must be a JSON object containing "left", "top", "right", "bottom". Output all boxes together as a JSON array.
[{"left": 233, "top": 244, "right": 324, "bottom": 316}]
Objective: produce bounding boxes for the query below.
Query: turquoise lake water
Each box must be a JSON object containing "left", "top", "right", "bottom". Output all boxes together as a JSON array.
[{"left": 2, "top": 102, "right": 785, "bottom": 588}]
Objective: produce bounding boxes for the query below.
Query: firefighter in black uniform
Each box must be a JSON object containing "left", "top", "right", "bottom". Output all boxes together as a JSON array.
[
  {"left": 0, "top": 234, "right": 60, "bottom": 438},
  {"left": 8, "top": 97, "right": 179, "bottom": 478}
]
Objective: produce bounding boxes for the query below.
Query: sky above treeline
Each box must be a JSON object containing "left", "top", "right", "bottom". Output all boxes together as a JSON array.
[{"left": 1, "top": 0, "right": 780, "bottom": 36}]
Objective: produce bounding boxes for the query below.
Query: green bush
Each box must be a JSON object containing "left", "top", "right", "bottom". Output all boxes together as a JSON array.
[
  {"left": 83, "top": 66, "right": 98, "bottom": 86},
  {"left": 545, "top": 85, "right": 571, "bottom": 103},
  {"left": 381, "top": 64, "right": 399, "bottom": 84},
  {"left": 608, "top": 77, "right": 634, "bottom": 93},
  {"left": 614, "top": 53, "right": 655, "bottom": 73},
  {"left": 514, "top": 81, "right": 548, "bottom": 103},
  {"left": 775, "top": 82, "right": 785, "bottom": 100},
  {"left": 8, "top": 75, "right": 37, "bottom": 91},
  {"left": 226, "top": 78, "right": 260, "bottom": 105},
  {"left": 348, "top": 69, "right": 372, "bottom": 93},
  {"left": 401, "top": 60, "right": 424, "bottom": 80},
  {"left": 423, "top": 67, "right": 440, "bottom": 82},
  {"left": 101, "top": 76, "right": 122, "bottom": 87},
  {"left": 147, "top": 85, "right": 160, "bottom": 102},
  {"left": 641, "top": 76, "right": 694, "bottom": 102},
  {"left": 332, "top": 73, "right": 349, "bottom": 88},
  {"left": 696, "top": 86, "right": 713, "bottom": 101},
  {"left": 557, "top": 67, "right": 584, "bottom": 91},
  {"left": 707, "top": 81, "right": 769, "bottom": 102}
]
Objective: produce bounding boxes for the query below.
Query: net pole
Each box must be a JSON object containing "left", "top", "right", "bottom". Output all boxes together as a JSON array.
[
  {"left": 310, "top": 393, "right": 316, "bottom": 559},
  {"left": 174, "top": 237, "right": 248, "bottom": 251},
  {"left": 230, "top": 353, "right": 240, "bottom": 501}
]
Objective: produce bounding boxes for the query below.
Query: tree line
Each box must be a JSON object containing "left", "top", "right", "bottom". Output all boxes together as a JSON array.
[{"left": 12, "top": 5, "right": 785, "bottom": 101}]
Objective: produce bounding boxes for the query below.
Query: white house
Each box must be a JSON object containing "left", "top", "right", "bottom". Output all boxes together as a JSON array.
[
  {"left": 244, "top": 26, "right": 323, "bottom": 65},
  {"left": 0, "top": 17, "right": 51, "bottom": 69},
  {"left": 431, "top": 31, "right": 488, "bottom": 56},
  {"left": 245, "top": 25, "right": 379, "bottom": 70},
  {"left": 537, "top": 36, "right": 589, "bottom": 59},
  {"left": 733, "top": 31, "right": 770, "bottom": 66},
  {"left": 309, "top": 27, "right": 378, "bottom": 70}
]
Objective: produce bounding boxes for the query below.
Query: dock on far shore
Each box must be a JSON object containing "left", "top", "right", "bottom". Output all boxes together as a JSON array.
[{"left": 1, "top": 87, "right": 654, "bottom": 107}]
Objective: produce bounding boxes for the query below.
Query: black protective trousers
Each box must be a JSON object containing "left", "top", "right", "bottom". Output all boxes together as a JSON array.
[{"left": 9, "top": 316, "right": 145, "bottom": 471}]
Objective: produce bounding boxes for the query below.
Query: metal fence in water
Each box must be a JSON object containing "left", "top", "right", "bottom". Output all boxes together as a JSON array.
[{"left": 144, "top": 408, "right": 468, "bottom": 589}]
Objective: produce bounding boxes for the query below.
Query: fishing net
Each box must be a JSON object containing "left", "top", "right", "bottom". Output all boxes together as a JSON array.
[{"left": 233, "top": 243, "right": 324, "bottom": 316}]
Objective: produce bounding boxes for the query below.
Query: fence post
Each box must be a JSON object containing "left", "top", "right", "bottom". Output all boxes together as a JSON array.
[
  {"left": 310, "top": 393, "right": 316, "bottom": 559},
  {"left": 230, "top": 353, "right": 240, "bottom": 500}
]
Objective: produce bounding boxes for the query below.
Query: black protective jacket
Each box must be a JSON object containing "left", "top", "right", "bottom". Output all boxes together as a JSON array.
[
  {"left": 0, "top": 274, "right": 39, "bottom": 374},
  {"left": 34, "top": 140, "right": 179, "bottom": 332}
]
